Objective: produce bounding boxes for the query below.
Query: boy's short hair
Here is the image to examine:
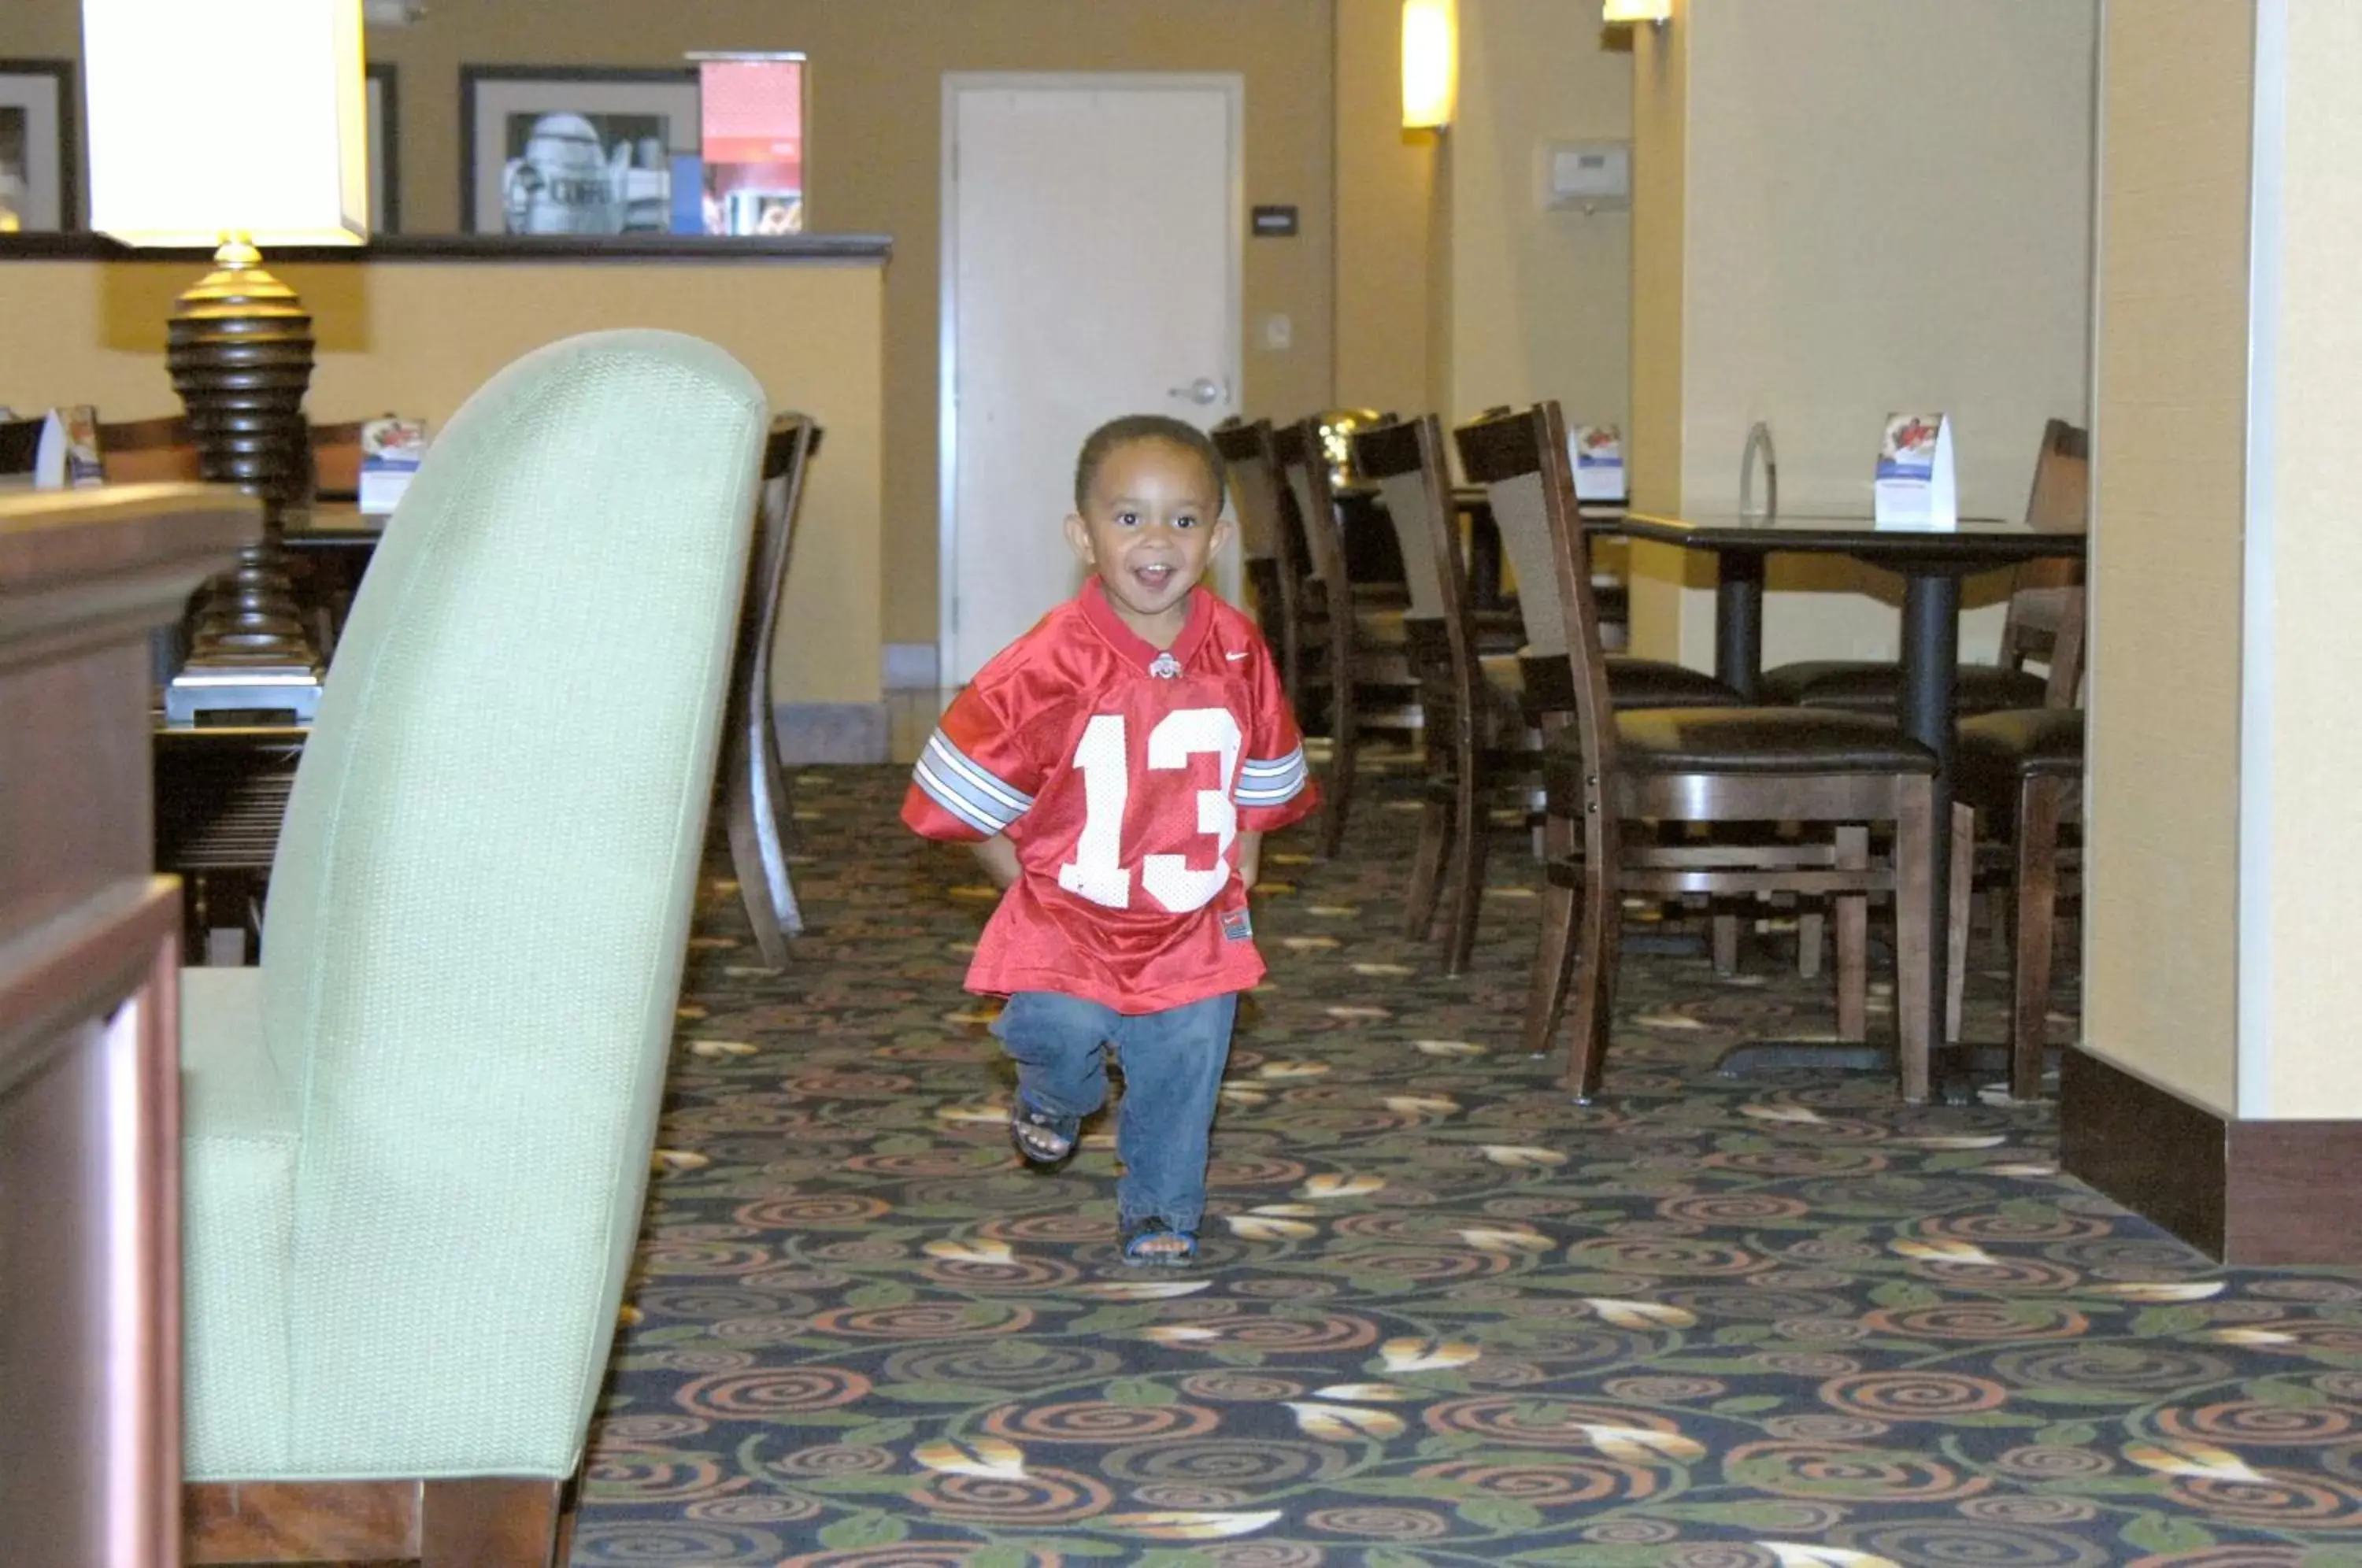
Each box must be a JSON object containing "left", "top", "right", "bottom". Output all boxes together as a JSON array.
[{"left": 1073, "top": 414, "right": 1226, "bottom": 515}]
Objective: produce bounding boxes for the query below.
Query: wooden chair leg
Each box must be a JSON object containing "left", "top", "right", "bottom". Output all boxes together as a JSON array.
[
  {"left": 1441, "top": 741, "right": 1488, "bottom": 976},
  {"left": 1711, "top": 910, "right": 1741, "bottom": 975},
  {"left": 1567, "top": 845, "right": 1622, "bottom": 1103},
  {"left": 1522, "top": 822, "right": 1579, "bottom": 1061},
  {"left": 187, "top": 1480, "right": 416, "bottom": 1564},
  {"left": 2011, "top": 774, "right": 2066, "bottom": 1100},
  {"left": 1319, "top": 637, "right": 1358, "bottom": 860},
  {"left": 1946, "top": 801, "right": 1974, "bottom": 1042},
  {"left": 724, "top": 751, "right": 792, "bottom": 969},
  {"left": 187, "top": 1476, "right": 575, "bottom": 1568},
  {"left": 1833, "top": 826, "right": 1868, "bottom": 1041},
  {"left": 1797, "top": 910, "right": 1825, "bottom": 979},
  {"left": 1893, "top": 781, "right": 1937, "bottom": 1104},
  {"left": 1404, "top": 789, "right": 1451, "bottom": 941},
  {"left": 422, "top": 1478, "right": 569, "bottom": 1568}
]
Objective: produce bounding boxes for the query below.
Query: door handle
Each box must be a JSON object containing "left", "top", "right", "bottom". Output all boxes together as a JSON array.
[{"left": 1167, "top": 377, "right": 1227, "bottom": 407}]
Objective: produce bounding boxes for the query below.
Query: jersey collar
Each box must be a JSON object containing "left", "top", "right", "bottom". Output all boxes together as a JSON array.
[{"left": 1080, "top": 578, "right": 1215, "bottom": 674}]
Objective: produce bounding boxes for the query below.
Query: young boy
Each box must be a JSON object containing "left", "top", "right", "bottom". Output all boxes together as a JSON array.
[{"left": 901, "top": 414, "right": 1316, "bottom": 1267}]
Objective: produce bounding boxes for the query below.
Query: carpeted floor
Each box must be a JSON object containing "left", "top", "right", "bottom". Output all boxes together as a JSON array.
[{"left": 568, "top": 760, "right": 2362, "bottom": 1567}]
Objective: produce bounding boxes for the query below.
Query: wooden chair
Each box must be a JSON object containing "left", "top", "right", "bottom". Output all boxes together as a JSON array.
[
  {"left": 306, "top": 419, "right": 368, "bottom": 498},
  {"left": 1212, "top": 419, "right": 1305, "bottom": 714},
  {"left": 720, "top": 412, "right": 824, "bottom": 967},
  {"left": 1356, "top": 416, "right": 1737, "bottom": 974},
  {"left": 1764, "top": 418, "right": 2090, "bottom": 713},
  {"left": 1351, "top": 415, "right": 1509, "bottom": 973},
  {"left": 98, "top": 414, "right": 202, "bottom": 483},
  {"left": 1953, "top": 704, "right": 2082, "bottom": 1100},
  {"left": 1943, "top": 564, "right": 2086, "bottom": 1096},
  {"left": 1274, "top": 415, "right": 1421, "bottom": 857},
  {"left": 1457, "top": 401, "right": 1941, "bottom": 1103}
]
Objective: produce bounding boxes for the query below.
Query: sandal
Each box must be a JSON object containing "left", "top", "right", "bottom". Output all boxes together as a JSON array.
[
  {"left": 1009, "top": 1096, "right": 1078, "bottom": 1167},
  {"left": 1120, "top": 1218, "right": 1198, "bottom": 1268}
]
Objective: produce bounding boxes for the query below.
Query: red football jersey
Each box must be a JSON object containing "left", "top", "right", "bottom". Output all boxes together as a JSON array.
[{"left": 902, "top": 579, "right": 1317, "bottom": 1013}]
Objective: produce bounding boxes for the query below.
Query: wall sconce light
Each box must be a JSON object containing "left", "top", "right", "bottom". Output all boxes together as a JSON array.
[
  {"left": 1401, "top": 0, "right": 1456, "bottom": 130},
  {"left": 1603, "top": 0, "right": 1672, "bottom": 24}
]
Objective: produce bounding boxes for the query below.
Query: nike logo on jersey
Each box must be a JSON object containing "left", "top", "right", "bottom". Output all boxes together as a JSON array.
[{"left": 1226, "top": 650, "right": 1249, "bottom": 660}]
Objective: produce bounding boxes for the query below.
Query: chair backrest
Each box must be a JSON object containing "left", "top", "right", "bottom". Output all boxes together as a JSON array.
[
  {"left": 1211, "top": 418, "right": 1285, "bottom": 564},
  {"left": 1212, "top": 417, "right": 1297, "bottom": 675},
  {"left": 1457, "top": 401, "right": 1615, "bottom": 775},
  {"left": 0, "top": 417, "right": 42, "bottom": 480},
  {"left": 306, "top": 419, "right": 368, "bottom": 498},
  {"left": 257, "top": 330, "right": 766, "bottom": 1472},
  {"left": 98, "top": 415, "right": 202, "bottom": 484},
  {"left": 1465, "top": 412, "right": 1573, "bottom": 661},
  {"left": 2000, "top": 416, "right": 2090, "bottom": 701},
  {"left": 1355, "top": 413, "right": 1480, "bottom": 739},
  {"left": 1350, "top": 416, "right": 1453, "bottom": 622},
  {"left": 1274, "top": 416, "right": 1349, "bottom": 590}
]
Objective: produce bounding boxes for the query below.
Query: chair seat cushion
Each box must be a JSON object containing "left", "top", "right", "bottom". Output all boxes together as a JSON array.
[
  {"left": 179, "top": 966, "right": 298, "bottom": 1480},
  {"left": 1764, "top": 659, "right": 2048, "bottom": 716},
  {"left": 1516, "top": 654, "right": 1742, "bottom": 716},
  {"left": 1957, "top": 707, "right": 2086, "bottom": 815},
  {"left": 1605, "top": 656, "right": 1743, "bottom": 711},
  {"left": 1549, "top": 707, "right": 1939, "bottom": 785}
]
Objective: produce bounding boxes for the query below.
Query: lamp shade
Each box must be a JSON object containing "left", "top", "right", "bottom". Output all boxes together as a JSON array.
[
  {"left": 1401, "top": 0, "right": 1456, "bottom": 130},
  {"left": 83, "top": 0, "right": 369, "bottom": 246},
  {"left": 1603, "top": 0, "right": 1673, "bottom": 21}
]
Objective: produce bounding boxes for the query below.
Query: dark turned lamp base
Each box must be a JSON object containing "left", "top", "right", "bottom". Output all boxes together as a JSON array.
[{"left": 163, "top": 237, "right": 324, "bottom": 725}]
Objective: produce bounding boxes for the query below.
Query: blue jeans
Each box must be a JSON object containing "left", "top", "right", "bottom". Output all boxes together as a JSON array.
[{"left": 990, "top": 989, "right": 1238, "bottom": 1236}]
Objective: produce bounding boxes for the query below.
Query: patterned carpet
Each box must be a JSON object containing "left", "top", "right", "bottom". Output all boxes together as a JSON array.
[{"left": 568, "top": 760, "right": 2362, "bottom": 1568}]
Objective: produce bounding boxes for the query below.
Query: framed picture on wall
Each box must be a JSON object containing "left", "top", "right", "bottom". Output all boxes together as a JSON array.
[
  {"left": 367, "top": 61, "right": 400, "bottom": 233},
  {"left": 460, "top": 65, "right": 698, "bottom": 235},
  {"left": 0, "top": 60, "right": 76, "bottom": 232}
]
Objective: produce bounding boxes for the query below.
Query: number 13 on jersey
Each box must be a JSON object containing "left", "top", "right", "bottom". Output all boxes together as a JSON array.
[{"left": 1057, "top": 708, "right": 1242, "bottom": 914}]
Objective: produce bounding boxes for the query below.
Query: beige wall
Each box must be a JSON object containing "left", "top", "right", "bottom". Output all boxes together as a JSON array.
[
  {"left": 0, "top": 257, "right": 884, "bottom": 708},
  {"left": 1446, "top": 0, "right": 1631, "bottom": 432},
  {"left": 2244, "top": 1, "right": 2362, "bottom": 1116},
  {"left": 0, "top": 0, "right": 1338, "bottom": 655},
  {"left": 1638, "top": 0, "right": 2096, "bottom": 672},
  {"left": 2083, "top": 2, "right": 2250, "bottom": 1115},
  {"left": 1334, "top": 0, "right": 1437, "bottom": 417},
  {"left": 1626, "top": 2, "right": 1690, "bottom": 664}
]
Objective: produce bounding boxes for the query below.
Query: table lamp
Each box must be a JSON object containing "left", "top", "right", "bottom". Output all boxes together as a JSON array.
[{"left": 83, "top": 0, "right": 370, "bottom": 723}]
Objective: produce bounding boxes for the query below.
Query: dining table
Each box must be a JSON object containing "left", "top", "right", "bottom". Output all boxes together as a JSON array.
[
  {"left": 1333, "top": 479, "right": 1625, "bottom": 612},
  {"left": 1597, "top": 508, "right": 2089, "bottom": 1098}
]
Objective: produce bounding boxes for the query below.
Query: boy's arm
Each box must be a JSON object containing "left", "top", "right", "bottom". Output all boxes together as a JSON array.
[
  {"left": 972, "top": 833, "right": 1022, "bottom": 890},
  {"left": 901, "top": 671, "right": 1046, "bottom": 849},
  {"left": 1237, "top": 829, "right": 1264, "bottom": 890}
]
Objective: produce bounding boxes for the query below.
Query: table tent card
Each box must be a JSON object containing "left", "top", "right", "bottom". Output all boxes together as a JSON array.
[
  {"left": 1570, "top": 423, "right": 1626, "bottom": 503},
  {"left": 1872, "top": 412, "right": 1957, "bottom": 530},
  {"left": 57, "top": 405, "right": 102, "bottom": 486},
  {"left": 358, "top": 416, "right": 429, "bottom": 515}
]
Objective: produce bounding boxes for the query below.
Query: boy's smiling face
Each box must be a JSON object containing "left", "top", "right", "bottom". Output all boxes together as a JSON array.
[{"left": 1064, "top": 437, "right": 1231, "bottom": 649}]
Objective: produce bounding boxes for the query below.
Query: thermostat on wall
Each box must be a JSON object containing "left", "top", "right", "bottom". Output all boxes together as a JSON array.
[{"left": 1540, "top": 140, "right": 1631, "bottom": 211}]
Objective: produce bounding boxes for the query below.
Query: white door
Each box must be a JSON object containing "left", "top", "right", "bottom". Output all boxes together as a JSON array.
[{"left": 941, "top": 75, "right": 1242, "bottom": 684}]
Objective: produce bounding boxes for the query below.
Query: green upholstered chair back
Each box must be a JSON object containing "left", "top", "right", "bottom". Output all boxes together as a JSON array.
[{"left": 257, "top": 330, "right": 766, "bottom": 1474}]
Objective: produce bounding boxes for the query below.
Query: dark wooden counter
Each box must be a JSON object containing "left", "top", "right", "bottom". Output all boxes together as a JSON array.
[{"left": 0, "top": 482, "right": 259, "bottom": 1568}]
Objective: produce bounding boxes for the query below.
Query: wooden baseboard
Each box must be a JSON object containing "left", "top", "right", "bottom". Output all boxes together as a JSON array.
[
  {"left": 2060, "top": 1046, "right": 2362, "bottom": 1264},
  {"left": 772, "top": 701, "right": 889, "bottom": 764}
]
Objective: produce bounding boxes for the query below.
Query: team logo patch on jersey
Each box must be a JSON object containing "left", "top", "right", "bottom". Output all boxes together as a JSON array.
[
  {"left": 1222, "top": 906, "right": 1253, "bottom": 942},
  {"left": 1148, "top": 651, "right": 1183, "bottom": 679}
]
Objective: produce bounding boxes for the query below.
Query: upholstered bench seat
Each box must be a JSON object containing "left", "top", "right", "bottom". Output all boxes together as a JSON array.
[{"left": 180, "top": 966, "right": 298, "bottom": 1480}]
